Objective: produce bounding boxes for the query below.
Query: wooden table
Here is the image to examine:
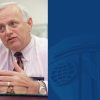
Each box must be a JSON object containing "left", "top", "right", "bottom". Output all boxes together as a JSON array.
[{"left": 0, "top": 94, "right": 48, "bottom": 100}]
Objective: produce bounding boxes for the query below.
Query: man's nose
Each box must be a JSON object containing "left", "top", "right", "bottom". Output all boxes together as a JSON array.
[{"left": 5, "top": 25, "right": 13, "bottom": 36}]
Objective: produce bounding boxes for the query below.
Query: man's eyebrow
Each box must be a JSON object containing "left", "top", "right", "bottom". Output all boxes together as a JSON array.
[
  {"left": 0, "top": 19, "right": 18, "bottom": 23},
  {"left": 8, "top": 19, "right": 17, "bottom": 22},
  {"left": 7, "top": 20, "right": 19, "bottom": 24}
]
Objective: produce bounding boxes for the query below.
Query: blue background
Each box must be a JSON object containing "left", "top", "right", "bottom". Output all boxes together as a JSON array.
[{"left": 49, "top": 0, "right": 100, "bottom": 100}]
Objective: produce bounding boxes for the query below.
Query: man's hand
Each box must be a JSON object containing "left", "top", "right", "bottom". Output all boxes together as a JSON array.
[{"left": 0, "top": 62, "right": 39, "bottom": 94}]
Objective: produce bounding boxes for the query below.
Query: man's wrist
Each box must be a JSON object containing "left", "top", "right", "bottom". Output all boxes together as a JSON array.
[
  {"left": 27, "top": 79, "right": 47, "bottom": 95},
  {"left": 38, "top": 81, "right": 47, "bottom": 95},
  {"left": 27, "top": 81, "right": 39, "bottom": 94}
]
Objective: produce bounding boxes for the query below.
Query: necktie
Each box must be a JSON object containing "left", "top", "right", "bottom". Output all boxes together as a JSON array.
[{"left": 14, "top": 52, "right": 24, "bottom": 69}]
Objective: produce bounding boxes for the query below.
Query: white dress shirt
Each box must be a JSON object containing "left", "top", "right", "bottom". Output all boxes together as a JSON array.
[{"left": 0, "top": 34, "right": 48, "bottom": 86}]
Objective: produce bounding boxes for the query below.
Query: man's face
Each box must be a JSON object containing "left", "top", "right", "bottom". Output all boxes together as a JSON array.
[{"left": 0, "top": 5, "right": 32, "bottom": 51}]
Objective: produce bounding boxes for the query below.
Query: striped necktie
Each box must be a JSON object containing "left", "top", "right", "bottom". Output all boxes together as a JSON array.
[{"left": 14, "top": 52, "right": 24, "bottom": 69}]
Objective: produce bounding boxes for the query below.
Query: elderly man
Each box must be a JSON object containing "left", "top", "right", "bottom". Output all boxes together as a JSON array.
[{"left": 0, "top": 2, "right": 48, "bottom": 95}]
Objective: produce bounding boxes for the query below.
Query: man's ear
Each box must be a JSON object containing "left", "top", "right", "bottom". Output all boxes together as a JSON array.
[{"left": 27, "top": 17, "right": 33, "bottom": 27}]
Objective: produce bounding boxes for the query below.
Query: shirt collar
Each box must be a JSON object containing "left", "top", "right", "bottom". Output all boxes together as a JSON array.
[{"left": 11, "top": 35, "right": 35, "bottom": 62}]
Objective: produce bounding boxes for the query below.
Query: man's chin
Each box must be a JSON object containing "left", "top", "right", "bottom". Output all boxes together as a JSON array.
[{"left": 8, "top": 44, "right": 22, "bottom": 51}]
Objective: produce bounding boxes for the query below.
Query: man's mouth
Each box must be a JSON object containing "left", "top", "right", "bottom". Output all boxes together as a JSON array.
[{"left": 7, "top": 37, "right": 17, "bottom": 42}]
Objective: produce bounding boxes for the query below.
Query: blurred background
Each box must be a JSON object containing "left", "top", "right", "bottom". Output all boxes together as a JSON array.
[{"left": 0, "top": 0, "right": 48, "bottom": 38}]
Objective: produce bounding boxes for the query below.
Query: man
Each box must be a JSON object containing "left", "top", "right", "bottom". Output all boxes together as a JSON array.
[{"left": 0, "top": 2, "right": 48, "bottom": 95}]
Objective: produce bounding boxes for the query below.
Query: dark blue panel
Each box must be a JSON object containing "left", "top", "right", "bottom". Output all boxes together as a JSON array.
[
  {"left": 49, "top": 0, "right": 100, "bottom": 100},
  {"left": 49, "top": 33, "right": 100, "bottom": 100}
]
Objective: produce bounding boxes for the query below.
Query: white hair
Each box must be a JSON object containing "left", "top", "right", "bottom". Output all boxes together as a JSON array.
[{"left": 0, "top": 2, "right": 30, "bottom": 21}]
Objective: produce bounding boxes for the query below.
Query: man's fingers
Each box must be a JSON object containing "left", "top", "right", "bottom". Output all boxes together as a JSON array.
[
  {"left": 0, "top": 76, "right": 14, "bottom": 82},
  {"left": 0, "top": 81, "right": 10, "bottom": 86},
  {"left": 13, "top": 62, "right": 24, "bottom": 73},
  {"left": 0, "top": 70, "right": 16, "bottom": 76}
]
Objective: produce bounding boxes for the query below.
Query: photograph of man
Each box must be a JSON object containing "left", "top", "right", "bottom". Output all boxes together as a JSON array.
[{"left": 0, "top": 2, "right": 48, "bottom": 95}]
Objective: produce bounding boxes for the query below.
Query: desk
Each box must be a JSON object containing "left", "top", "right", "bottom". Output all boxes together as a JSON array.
[{"left": 0, "top": 94, "right": 48, "bottom": 100}]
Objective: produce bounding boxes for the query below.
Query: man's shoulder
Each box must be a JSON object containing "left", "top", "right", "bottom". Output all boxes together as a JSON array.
[
  {"left": 32, "top": 35, "right": 48, "bottom": 48},
  {"left": 32, "top": 35, "right": 48, "bottom": 66},
  {"left": 0, "top": 40, "right": 9, "bottom": 55},
  {"left": 0, "top": 40, "right": 7, "bottom": 50},
  {"left": 31, "top": 35, "right": 48, "bottom": 56}
]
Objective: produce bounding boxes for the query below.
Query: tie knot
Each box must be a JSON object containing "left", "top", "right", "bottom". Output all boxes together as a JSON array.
[
  {"left": 14, "top": 52, "right": 23, "bottom": 58},
  {"left": 14, "top": 52, "right": 24, "bottom": 70}
]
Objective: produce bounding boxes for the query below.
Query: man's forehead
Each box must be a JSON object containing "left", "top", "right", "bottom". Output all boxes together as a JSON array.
[
  {"left": 0, "top": 5, "right": 22, "bottom": 16},
  {"left": 0, "top": 5, "right": 23, "bottom": 21}
]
